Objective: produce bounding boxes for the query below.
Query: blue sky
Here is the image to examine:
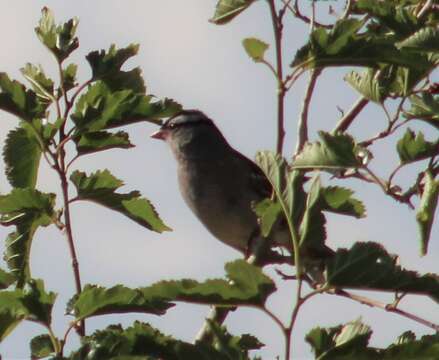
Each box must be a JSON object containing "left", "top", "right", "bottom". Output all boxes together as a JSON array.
[{"left": 0, "top": 1, "right": 438, "bottom": 359}]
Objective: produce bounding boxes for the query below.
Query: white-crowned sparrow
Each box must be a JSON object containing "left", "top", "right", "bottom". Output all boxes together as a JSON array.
[{"left": 150, "top": 110, "right": 291, "bottom": 259}]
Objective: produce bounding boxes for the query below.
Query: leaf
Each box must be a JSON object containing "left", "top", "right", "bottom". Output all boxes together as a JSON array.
[
  {"left": 326, "top": 242, "right": 439, "bottom": 301},
  {"left": 69, "top": 322, "right": 235, "bottom": 360},
  {"left": 35, "top": 7, "right": 79, "bottom": 62},
  {"left": 210, "top": 0, "right": 256, "bottom": 25},
  {"left": 397, "top": 27, "right": 439, "bottom": 52},
  {"left": 405, "top": 93, "right": 439, "bottom": 129},
  {"left": 252, "top": 199, "right": 281, "bottom": 238},
  {"left": 0, "top": 268, "right": 15, "bottom": 289},
  {"left": 0, "top": 189, "right": 56, "bottom": 286},
  {"left": 74, "top": 130, "right": 134, "bottom": 155},
  {"left": 142, "top": 259, "right": 276, "bottom": 307},
  {"left": 61, "top": 63, "right": 78, "bottom": 93},
  {"left": 345, "top": 68, "right": 387, "bottom": 103},
  {"left": 30, "top": 334, "right": 55, "bottom": 359},
  {"left": 0, "top": 280, "right": 56, "bottom": 341},
  {"left": 320, "top": 186, "right": 366, "bottom": 218},
  {"left": 67, "top": 284, "right": 174, "bottom": 321},
  {"left": 242, "top": 38, "right": 269, "bottom": 63},
  {"left": 416, "top": 171, "right": 439, "bottom": 256},
  {"left": 71, "top": 81, "right": 181, "bottom": 132},
  {"left": 292, "top": 131, "right": 363, "bottom": 170},
  {"left": 383, "top": 333, "right": 439, "bottom": 358},
  {"left": 70, "top": 169, "right": 171, "bottom": 232},
  {"left": 306, "top": 319, "right": 375, "bottom": 360},
  {"left": 20, "top": 63, "right": 54, "bottom": 104},
  {"left": 397, "top": 129, "right": 439, "bottom": 165},
  {"left": 3, "top": 125, "right": 42, "bottom": 188},
  {"left": 0, "top": 73, "right": 46, "bottom": 121},
  {"left": 291, "top": 18, "right": 433, "bottom": 71}
]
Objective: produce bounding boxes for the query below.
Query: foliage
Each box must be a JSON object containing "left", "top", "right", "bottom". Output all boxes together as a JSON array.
[{"left": 1, "top": 1, "right": 439, "bottom": 359}]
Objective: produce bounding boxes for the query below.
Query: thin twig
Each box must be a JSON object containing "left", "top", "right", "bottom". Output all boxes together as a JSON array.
[
  {"left": 333, "top": 97, "right": 369, "bottom": 133},
  {"left": 341, "top": 0, "right": 352, "bottom": 20},
  {"left": 331, "top": 289, "right": 439, "bottom": 332},
  {"left": 295, "top": 68, "right": 321, "bottom": 155},
  {"left": 417, "top": 0, "right": 433, "bottom": 19},
  {"left": 281, "top": 0, "right": 331, "bottom": 29}
]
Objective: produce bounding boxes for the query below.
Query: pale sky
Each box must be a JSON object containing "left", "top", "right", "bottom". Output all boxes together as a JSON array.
[{"left": 0, "top": 1, "right": 438, "bottom": 359}]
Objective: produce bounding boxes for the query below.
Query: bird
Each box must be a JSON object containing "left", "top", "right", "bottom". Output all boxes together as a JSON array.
[{"left": 150, "top": 110, "right": 332, "bottom": 269}]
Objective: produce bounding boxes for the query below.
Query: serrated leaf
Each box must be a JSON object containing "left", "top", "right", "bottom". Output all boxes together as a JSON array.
[
  {"left": 20, "top": 63, "right": 54, "bottom": 103},
  {"left": 70, "top": 169, "right": 171, "bottom": 232},
  {"left": 252, "top": 199, "right": 281, "bottom": 238},
  {"left": 320, "top": 186, "right": 366, "bottom": 218},
  {"left": 210, "top": 0, "right": 256, "bottom": 25},
  {"left": 405, "top": 93, "right": 439, "bottom": 129},
  {"left": 326, "top": 242, "right": 439, "bottom": 301},
  {"left": 0, "top": 268, "right": 16, "bottom": 289},
  {"left": 86, "top": 44, "right": 139, "bottom": 80},
  {"left": 74, "top": 130, "right": 134, "bottom": 155},
  {"left": 69, "top": 321, "right": 234, "bottom": 360},
  {"left": 142, "top": 260, "right": 275, "bottom": 307},
  {"left": 383, "top": 333, "right": 439, "bottom": 358},
  {"left": 242, "top": 38, "right": 269, "bottom": 63},
  {"left": 67, "top": 284, "right": 174, "bottom": 321},
  {"left": 3, "top": 125, "right": 42, "bottom": 188},
  {"left": 345, "top": 69, "right": 386, "bottom": 103},
  {"left": 397, "top": 129, "right": 439, "bottom": 165},
  {"left": 0, "top": 73, "right": 46, "bottom": 121},
  {"left": 0, "top": 280, "right": 55, "bottom": 342},
  {"left": 30, "top": 334, "right": 55, "bottom": 358},
  {"left": 0, "top": 189, "right": 56, "bottom": 286},
  {"left": 292, "top": 131, "right": 363, "bottom": 170},
  {"left": 71, "top": 81, "right": 181, "bottom": 132},
  {"left": 416, "top": 171, "right": 439, "bottom": 256},
  {"left": 62, "top": 63, "right": 78, "bottom": 93},
  {"left": 397, "top": 27, "right": 439, "bottom": 52},
  {"left": 35, "top": 7, "right": 79, "bottom": 62},
  {"left": 306, "top": 325, "right": 342, "bottom": 358}
]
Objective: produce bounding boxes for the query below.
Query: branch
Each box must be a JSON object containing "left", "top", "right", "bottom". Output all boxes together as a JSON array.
[
  {"left": 333, "top": 97, "right": 369, "bottom": 133},
  {"left": 295, "top": 68, "right": 321, "bottom": 155},
  {"left": 281, "top": 0, "right": 332, "bottom": 29},
  {"left": 331, "top": 288, "right": 439, "bottom": 332}
]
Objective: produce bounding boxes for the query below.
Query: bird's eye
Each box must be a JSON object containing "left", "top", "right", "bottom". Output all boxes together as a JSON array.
[{"left": 168, "top": 123, "right": 176, "bottom": 129}]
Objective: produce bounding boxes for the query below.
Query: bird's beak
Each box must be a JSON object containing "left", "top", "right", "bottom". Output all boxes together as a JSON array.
[{"left": 150, "top": 129, "right": 166, "bottom": 140}]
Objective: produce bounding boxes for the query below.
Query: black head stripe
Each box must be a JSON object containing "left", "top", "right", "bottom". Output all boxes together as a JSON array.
[{"left": 164, "top": 110, "right": 213, "bottom": 129}]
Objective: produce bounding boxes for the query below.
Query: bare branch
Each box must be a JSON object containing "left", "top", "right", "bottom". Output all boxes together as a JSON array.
[{"left": 333, "top": 97, "right": 369, "bottom": 133}]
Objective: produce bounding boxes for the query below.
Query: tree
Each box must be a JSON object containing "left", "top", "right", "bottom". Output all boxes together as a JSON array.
[{"left": 0, "top": 1, "right": 439, "bottom": 359}]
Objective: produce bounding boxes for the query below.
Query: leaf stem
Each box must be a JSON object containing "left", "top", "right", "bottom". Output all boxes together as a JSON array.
[
  {"left": 268, "top": 0, "right": 286, "bottom": 154},
  {"left": 333, "top": 97, "right": 369, "bottom": 133}
]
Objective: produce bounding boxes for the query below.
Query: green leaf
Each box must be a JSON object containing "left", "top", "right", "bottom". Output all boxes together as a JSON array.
[
  {"left": 210, "top": 0, "right": 256, "bottom": 25},
  {"left": 292, "top": 18, "right": 433, "bottom": 71},
  {"left": 320, "top": 186, "right": 366, "bottom": 218},
  {"left": 416, "top": 171, "right": 439, "bottom": 256},
  {"left": 142, "top": 260, "right": 276, "bottom": 307},
  {"left": 35, "top": 7, "right": 79, "bottom": 62},
  {"left": 383, "top": 333, "right": 439, "bottom": 358},
  {"left": 405, "top": 93, "right": 439, "bottom": 129},
  {"left": 61, "top": 63, "right": 78, "bottom": 93},
  {"left": 30, "top": 334, "right": 55, "bottom": 359},
  {"left": 70, "top": 169, "right": 171, "bottom": 232},
  {"left": 70, "top": 322, "right": 235, "bottom": 360},
  {"left": 74, "top": 130, "right": 134, "bottom": 155},
  {"left": 326, "top": 242, "right": 439, "bottom": 301},
  {"left": 0, "top": 73, "right": 46, "bottom": 121},
  {"left": 252, "top": 199, "right": 281, "bottom": 238},
  {"left": 67, "top": 284, "right": 174, "bottom": 321},
  {"left": 0, "top": 280, "right": 56, "bottom": 341},
  {"left": 307, "top": 319, "right": 375, "bottom": 360},
  {"left": 71, "top": 82, "right": 181, "bottom": 132},
  {"left": 20, "top": 63, "right": 54, "bottom": 104},
  {"left": 207, "top": 320, "right": 264, "bottom": 359},
  {"left": 3, "top": 125, "right": 42, "bottom": 188},
  {"left": 345, "top": 68, "right": 387, "bottom": 103},
  {"left": 0, "top": 189, "right": 56, "bottom": 286},
  {"left": 397, "top": 129, "right": 439, "bottom": 165},
  {"left": 292, "top": 131, "right": 363, "bottom": 170},
  {"left": 242, "top": 38, "right": 269, "bottom": 63},
  {"left": 0, "top": 268, "right": 16, "bottom": 289},
  {"left": 397, "top": 27, "right": 439, "bottom": 52}
]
